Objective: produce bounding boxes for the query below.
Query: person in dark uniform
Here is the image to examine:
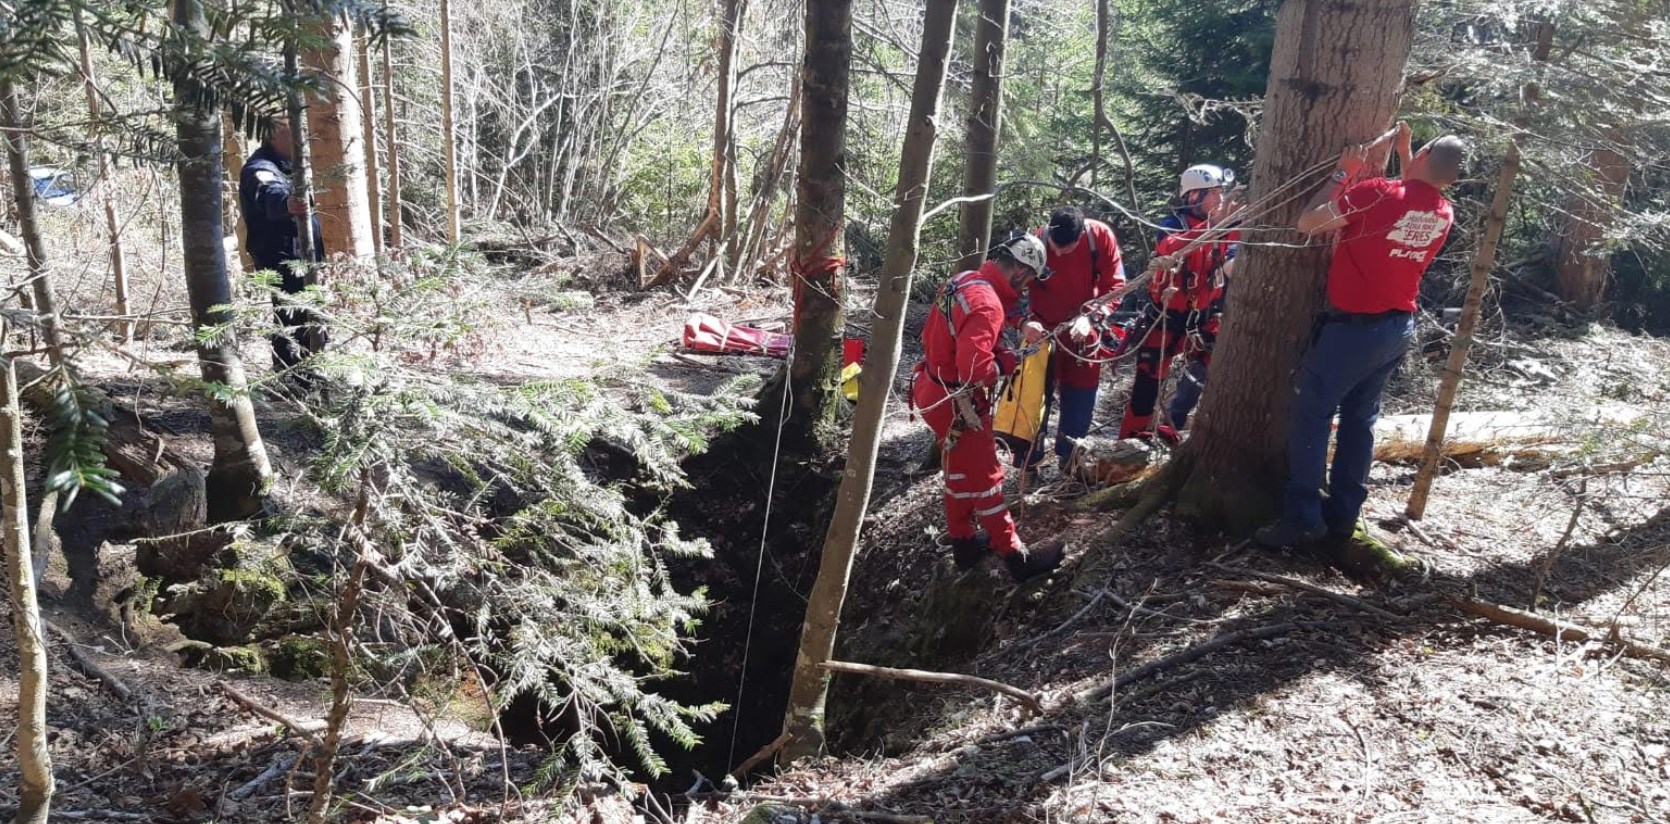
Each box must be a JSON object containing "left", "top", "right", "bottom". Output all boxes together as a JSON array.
[{"left": 238, "top": 119, "right": 324, "bottom": 370}]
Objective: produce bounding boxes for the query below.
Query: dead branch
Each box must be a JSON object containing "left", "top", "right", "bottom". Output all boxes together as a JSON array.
[
  {"left": 582, "top": 223, "right": 629, "bottom": 255},
  {"left": 1208, "top": 579, "right": 1289, "bottom": 597},
  {"left": 1205, "top": 564, "right": 1402, "bottom": 621},
  {"left": 1077, "top": 622, "right": 1297, "bottom": 704},
  {"left": 230, "top": 752, "right": 300, "bottom": 800},
  {"left": 646, "top": 211, "right": 718, "bottom": 288},
  {"left": 45, "top": 619, "right": 133, "bottom": 700},
  {"left": 1451, "top": 597, "right": 1670, "bottom": 664},
  {"left": 821, "top": 660, "right": 1044, "bottom": 716},
  {"left": 729, "top": 730, "right": 790, "bottom": 779},
  {"left": 1107, "top": 591, "right": 1214, "bottom": 625},
  {"left": 219, "top": 682, "right": 326, "bottom": 740}
]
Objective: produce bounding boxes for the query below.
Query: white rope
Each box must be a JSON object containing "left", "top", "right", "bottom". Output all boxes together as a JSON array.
[{"left": 726, "top": 343, "right": 796, "bottom": 768}]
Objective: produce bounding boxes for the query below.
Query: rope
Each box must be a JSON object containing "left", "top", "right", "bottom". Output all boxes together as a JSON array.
[{"left": 726, "top": 343, "right": 796, "bottom": 768}]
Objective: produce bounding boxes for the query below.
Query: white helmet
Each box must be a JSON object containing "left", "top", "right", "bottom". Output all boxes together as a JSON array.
[
  {"left": 1179, "top": 163, "right": 1234, "bottom": 195},
  {"left": 996, "top": 233, "right": 1047, "bottom": 278}
]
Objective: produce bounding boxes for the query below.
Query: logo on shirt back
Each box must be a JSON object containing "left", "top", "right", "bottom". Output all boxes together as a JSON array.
[{"left": 1386, "top": 210, "right": 1446, "bottom": 248}]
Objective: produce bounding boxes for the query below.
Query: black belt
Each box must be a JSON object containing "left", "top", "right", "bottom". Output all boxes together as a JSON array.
[{"left": 1323, "top": 309, "right": 1412, "bottom": 325}]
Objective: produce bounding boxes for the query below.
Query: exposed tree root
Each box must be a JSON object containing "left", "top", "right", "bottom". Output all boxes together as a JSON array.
[
  {"left": 1451, "top": 597, "right": 1670, "bottom": 664},
  {"left": 1206, "top": 563, "right": 1403, "bottom": 621}
]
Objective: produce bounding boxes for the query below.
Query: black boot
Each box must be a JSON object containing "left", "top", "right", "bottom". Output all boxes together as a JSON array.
[
  {"left": 1003, "top": 539, "right": 1064, "bottom": 583},
  {"left": 950, "top": 532, "right": 990, "bottom": 570}
]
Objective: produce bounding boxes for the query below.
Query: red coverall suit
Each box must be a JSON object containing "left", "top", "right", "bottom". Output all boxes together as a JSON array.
[
  {"left": 1118, "top": 216, "right": 1240, "bottom": 439},
  {"left": 1021, "top": 220, "right": 1125, "bottom": 465},
  {"left": 912, "top": 262, "right": 1023, "bottom": 554}
]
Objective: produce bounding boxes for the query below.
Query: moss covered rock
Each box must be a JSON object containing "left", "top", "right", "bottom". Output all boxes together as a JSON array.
[{"left": 268, "top": 635, "right": 331, "bottom": 681}]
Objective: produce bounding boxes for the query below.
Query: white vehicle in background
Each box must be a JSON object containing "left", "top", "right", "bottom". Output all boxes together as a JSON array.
[{"left": 28, "top": 166, "right": 78, "bottom": 206}]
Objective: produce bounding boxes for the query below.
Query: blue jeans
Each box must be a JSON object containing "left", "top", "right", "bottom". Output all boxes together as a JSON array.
[
  {"left": 1167, "top": 360, "right": 1208, "bottom": 427},
  {"left": 1282, "top": 314, "right": 1413, "bottom": 533}
]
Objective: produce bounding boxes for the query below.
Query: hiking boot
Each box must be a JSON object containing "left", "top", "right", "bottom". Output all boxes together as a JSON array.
[
  {"left": 1254, "top": 521, "right": 1327, "bottom": 551},
  {"left": 1003, "top": 539, "right": 1064, "bottom": 583},
  {"left": 950, "top": 532, "right": 990, "bottom": 570}
]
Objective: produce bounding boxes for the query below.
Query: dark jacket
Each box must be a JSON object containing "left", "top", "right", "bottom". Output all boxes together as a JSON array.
[{"left": 239, "top": 144, "right": 322, "bottom": 283}]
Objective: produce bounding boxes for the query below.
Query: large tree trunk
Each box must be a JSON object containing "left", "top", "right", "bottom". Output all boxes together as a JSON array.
[
  {"left": 713, "top": 0, "right": 745, "bottom": 269},
  {"left": 954, "top": 0, "right": 1010, "bottom": 271},
  {"left": 3, "top": 357, "right": 53, "bottom": 824},
  {"left": 781, "top": 0, "right": 960, "bottom": 763},
  {"left": 1552, "top": 143, "right": 1628, "bottom": 311},
  {"left": 356, "top": 30, "right": 384, "bottom": 257},
  {"left": 176, "top": 0, "right": 276, "bottom": 522},
  {"left": 776, "top": 0, "right": 853, "bottom": 454},
  {"left": 77, "top": 19, "right": 132, "bottom": 343},
  {"left": 1405, "top": 144, "right": 1521, "bottom": 519},
  {"left": 1, "top": 81, "right": 67, "bottom": 370},
  {"left": 301, "top": 11, "right": 375, "bottom": 259},
  {"left": 1171, "top": 0, "right": 1418, "bottom": 531},
  {"left": 222, "top": 114, "right": 256, "bottom": 275},
  {"left": 380, "top": 8, "right": 403, "bottom": 249},
  {"left": 439, "top": 0, "right": 461, "bottom": 243}
]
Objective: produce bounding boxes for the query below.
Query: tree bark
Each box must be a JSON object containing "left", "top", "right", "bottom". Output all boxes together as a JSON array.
[
  {"left": 301, "top": 10, "right": 375, "bottom": 259},
  {"left": 1405, "top": 143, "right": 1521, "bottom": 520},
  {"left": 954, "top": 0, "right": 1010, "bottom": 272},
  {"left": 1, "top": 80, "right": 68, "bottom": 370},
  {"left": 77, "top": 19, "right": 132, "bottom": 343},
  {"left": 1552, "top": 143, "right": 1628, "bottom": 311},
  {"left": 1172, "top": 0, "right": 1418, "bottom": 531},
  {"left": 439, "top": 0, "right": 461, "bottom": 243},
  {"left": 356, "top": 30, "right": 383, "bottom": 258},
  {"left": 176, "top": 0, "right": 276, "bottom": 522},
  {"left": 380, "top": 1, "right": 402, "bottom": 249},
  {"left": 777, "top": 0, "right": 854, "bottom": 455},
  {"left": 222, "top": 113, "right": 256, "bottom": 275},
  {"left": 781, "top": 0, "right": 960, "bottom": 763},
  {"left": 3, "top": 357, "right": 54, "bottom": 824}
]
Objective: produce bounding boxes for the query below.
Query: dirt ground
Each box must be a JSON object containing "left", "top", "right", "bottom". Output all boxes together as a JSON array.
[{"left": 3, "top": 229, "right": 1668, "bottom": 822}]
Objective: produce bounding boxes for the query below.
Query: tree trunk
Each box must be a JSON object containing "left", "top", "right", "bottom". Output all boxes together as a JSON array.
[
  {"left": 223, "top": 113, "right": 256, "bottom": 276},
  {"left": 954, "top": 0, "right": 1010, "bottom": 272},
  {"left": 301, "top": 11, "right": 375, "bottom": 259},
  {"left": 781, "top": 0, "right": 960, "bottom": 763},
  {"left": 176, "top": 0, "right": 276, "bottom": 522},
  {"left": 1, "top": 80, "right": 67, "bottom": 370},
  {"left": 439, "top": 0, "right": 461, "bottom": 243},
  {"left": 709, "top": 0, "right": 744, "bottom": 269},
  {"left": 1552, "top": 143, "right": 1628, "bottom": 311},
  {"left": 1172, "top": 0, "right": 1418, "bottom": 531},
  {"left": 777, "top": 0, "right": 853, "bottom": 455},
  {"left": 356, "top": 30, "right": 384, "bottom": 258},
  {"left": 380, "top": 2, "right": 402, "bottom": 249},
  {"left": 3, "top": 357, "right": 54, "bottom": 824},
  {"left": 77, "top": 19, "right": 132, "bottom": 344}
]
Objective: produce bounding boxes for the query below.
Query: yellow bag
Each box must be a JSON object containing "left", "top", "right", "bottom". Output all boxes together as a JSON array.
[
  {"left": 993, "top": 341, "right": 1052, "bottom": 444},
  {"left": 841, "top": 362, "right": 862, "bottom": 402}
]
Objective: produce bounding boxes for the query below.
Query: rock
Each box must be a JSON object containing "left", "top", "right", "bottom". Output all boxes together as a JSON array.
[
  {"left": 137, "top": 465, "right": 229, "bottom": 582},
  {"left": 1071, "top": 436, "right": 1164, "bottom": 487},
  {"left": 159, "top": 538, "right": 292, "bottom": 645},
  {"left": 170, "top": 639, "right": 268, "bottom": 674},
  {"left": 267, "top": 635, "right": 330, "bottom": 681}
]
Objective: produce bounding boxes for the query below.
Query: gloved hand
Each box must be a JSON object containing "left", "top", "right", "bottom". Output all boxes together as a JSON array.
[
  {"left": 1068, "top": 315, "right": 1095, "bottom": 343},
  {"left": 1022, "top": 320, "right": 1047, "bottom": 345},
  {"left": 994, "top": 347, "right": 1018, "bottom": 378}
]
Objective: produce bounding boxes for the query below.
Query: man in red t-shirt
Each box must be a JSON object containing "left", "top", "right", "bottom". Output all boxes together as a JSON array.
[
  {"left": 1017, "top": 207, "right": 1125, "bottom": 470},
  {"left": 1257, "top": 123, "right": 1467, "bottom": 550}
]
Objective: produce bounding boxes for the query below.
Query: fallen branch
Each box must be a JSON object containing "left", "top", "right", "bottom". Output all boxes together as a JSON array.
[
  {"left": 45, "top": 620, "right": 132, "bottom": 701},
  {"left": 729, "top": 731, "right": 791, "bottom": 780},
  {"left": 1207, "top": 579, "right": 1288, "bottom": 597},
  {"left": 679, "top": 792, "right": 930, "bottom": 824},
  {"left": 219, "top": 682, "right": 326, "bottom": 740},
  {"left": 230, "top": 752, "right": 300, "bottom": 800},
  {"left": 1077, "top": 622, "right": 1297, "bottom": 704},
  {"left": 821, "top": 660, "right": 1044, "bottom": 716},
  {"left": 1451, "top": 597, "right": 1670, "bottom": 664},
  {"left": 1206, "top": 564, "right": 1402, "bottom": 621},
  {"left": 1106, "top": 591, "right": 1214, "bottom": 625}
]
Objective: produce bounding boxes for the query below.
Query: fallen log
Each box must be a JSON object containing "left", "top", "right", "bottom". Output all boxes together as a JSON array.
[
  {"left": 46, "top": 619, "right": 134, "bottom": 700},
  {"left": 1372, "top": 408, "right": 1648, "bottom": 467},
  {"left": 1451, "top": 597, "right": 1670, "bottom": 664},
  {"left": 218, "top": 682, "right": 326, "bottom": 739},
  {"left": 16, "top": 359, "right": 188, "bottom": 487},
  {"left": 821, "top": 660, "right": 1044, "bottom": 716}
]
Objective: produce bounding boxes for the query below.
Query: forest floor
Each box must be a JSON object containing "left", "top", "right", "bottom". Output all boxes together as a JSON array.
[{"left": 3, "top": 247, "right": 1668, "bottom": 823}]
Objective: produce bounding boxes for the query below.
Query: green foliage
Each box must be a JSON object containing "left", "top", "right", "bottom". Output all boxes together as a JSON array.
[
  {"left": 40, "top": 369, "right": 124, "bottom": 509},
  {"left": 296, "top": 251, "right": 754, "bottom": 789}
]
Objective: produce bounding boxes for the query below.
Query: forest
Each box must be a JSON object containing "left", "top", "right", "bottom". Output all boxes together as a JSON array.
[{"left": 0, "top": 0, "right": 1667, "bottom": 821}]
